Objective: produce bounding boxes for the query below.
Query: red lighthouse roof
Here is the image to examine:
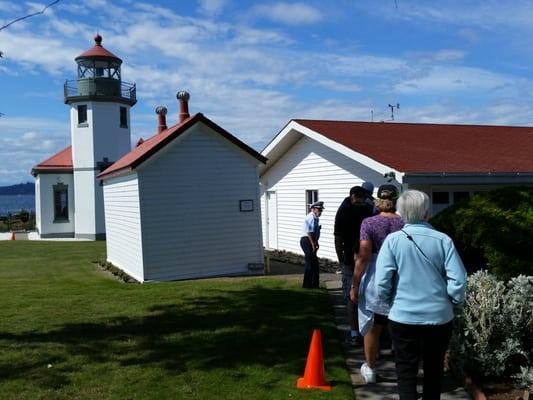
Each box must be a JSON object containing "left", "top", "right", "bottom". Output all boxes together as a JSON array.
[
  {"left": 31, "top": 146, "right": 73, "bottom": 176},
  {"left": 75, "top": 34, "right": 122, "bottom": 62}
]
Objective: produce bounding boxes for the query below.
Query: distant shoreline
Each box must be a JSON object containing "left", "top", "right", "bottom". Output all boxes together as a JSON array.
[{"left": 0, "top": 183, "right": 35, "bottom": 196}]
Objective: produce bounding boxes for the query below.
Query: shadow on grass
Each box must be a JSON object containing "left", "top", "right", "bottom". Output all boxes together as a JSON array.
[{"left": 0, "top": 284, "right": 342, "bottom": 389}]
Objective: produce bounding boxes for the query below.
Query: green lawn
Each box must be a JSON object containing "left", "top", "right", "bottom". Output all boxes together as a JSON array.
[{"left": 0, "top": 241, "right": 352, "bottom": 399}]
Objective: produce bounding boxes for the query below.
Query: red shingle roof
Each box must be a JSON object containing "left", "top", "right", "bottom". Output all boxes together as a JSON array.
[
  {"left": 294, "top": 120, "right": 533, "bottom": 173},
  {"left": 75, "top": 34, "right": 121, "bottom": 62},
  {"left": 99, "top": 113, "right": 266, "bottom": 179},
  {"left": 31, "top": 146, "right": 73, "bottom": 176}
]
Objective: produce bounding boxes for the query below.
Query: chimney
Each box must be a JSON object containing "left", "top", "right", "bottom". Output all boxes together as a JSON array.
[
  {"left": 176, "top": 91, "right": 190, "bottom": 123},
  {"left": 155, "top": 106, "right": 168, "bottom": 133}
]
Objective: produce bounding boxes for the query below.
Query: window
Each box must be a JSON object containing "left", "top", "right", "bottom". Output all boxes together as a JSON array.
[
  {"left": 53, "top": 183, "right": 69, "bottom": 222},
  {"left": 306, "top": 190, "right": 319, "bottom": 213},
  {"left": 120, "top": 107, "right": 128, "bottom": 128},
  {"left": 453, "top": 191, "right": 470, "bottom": 204},
  {"left": 78, "top": 104, "right": 87, "bottom": 125},
  {"left": 432, "top": 191, "right": 449, "bottom": 204}
]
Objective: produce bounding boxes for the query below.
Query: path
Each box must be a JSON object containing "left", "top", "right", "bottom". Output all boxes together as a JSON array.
[{"left": 267, "top": 261, "right": 471, "bottom": 399}]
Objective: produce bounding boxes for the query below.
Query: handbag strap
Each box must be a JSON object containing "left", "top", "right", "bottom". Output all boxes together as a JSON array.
[{"left": 400, "top": 229, "right": 442, "bottom": 272}]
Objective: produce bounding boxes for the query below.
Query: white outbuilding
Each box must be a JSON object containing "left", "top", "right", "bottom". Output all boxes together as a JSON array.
[
  {"left": 260, "top": 119, "right": 533, "bottom": 261},
  {"left": 98, "top": 94, "right": 267, "bottom": 282}
]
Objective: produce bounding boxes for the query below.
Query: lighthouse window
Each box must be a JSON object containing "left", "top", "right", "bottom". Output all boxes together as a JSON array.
[
  {"left": 53, "top": 183, "right": 69, "bottom": 222},
  {"left": 120, "top": 107, "right": 128, "bottom": 128},
  {"left": 77, "top": 105, "right": 87, "bottom": 126}
]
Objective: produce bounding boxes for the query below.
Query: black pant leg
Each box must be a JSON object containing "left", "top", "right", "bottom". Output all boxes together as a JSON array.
[
  {"left": 389, "top": 320, "right": 420, "bottom": 400},
  {"left": 421, "top": 322, "right": 453, "bottom": 400},
  {"left": 310, "top": 250, "right": 319, "bottom": 288},
  {"left": 301, "top": 237, "right": 314, "bottom": 288}
]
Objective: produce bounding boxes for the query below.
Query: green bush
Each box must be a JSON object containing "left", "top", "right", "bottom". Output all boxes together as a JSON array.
[
  {"left": 430, "top": 186, "right": 533, "bottom": 280},
  {"left": 448, "top": 271, "right": 533, "bottom": 384}
]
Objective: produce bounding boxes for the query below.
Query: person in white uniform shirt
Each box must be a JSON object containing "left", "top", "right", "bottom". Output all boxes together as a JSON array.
[{"left": 300, "top": 201, "right": 324, "bottom": 288}]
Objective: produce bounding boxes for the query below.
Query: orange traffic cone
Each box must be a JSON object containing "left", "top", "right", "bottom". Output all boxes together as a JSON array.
[
  {"left": 10, "top": 231, "right": 15, "bottom": 240},
  {"left": 296, "top": 329, "right": 332, "bottom": 390}
]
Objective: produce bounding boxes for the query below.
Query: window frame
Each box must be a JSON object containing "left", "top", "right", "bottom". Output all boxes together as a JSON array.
[
  {"left": 432, "top": 191, "right": 450, "bottom": 205},
  {"left": 119, "top": 106, "right": 128, "bottom": 128},
  {"left": 77, "top": 104, "right": 88, "bottom": 127},
  {"left": 305, "top": 189, "right": 319, "bottom": 213},
  {"left": 53, "top": 183, "right": 69, "bottom": 222}
]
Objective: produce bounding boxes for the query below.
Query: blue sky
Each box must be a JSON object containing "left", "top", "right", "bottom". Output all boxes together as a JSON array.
[{"left": 1, "top": 0, "right": 533, "bottom": 185}]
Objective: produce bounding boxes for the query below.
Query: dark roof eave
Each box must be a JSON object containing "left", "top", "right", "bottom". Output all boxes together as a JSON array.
[
  {"left": 403, "top": 171, "right": 533, "bottom": 185},
  {"left": 31, "top": 168, "right": 73, "bottom": 177},
  {"left": 405, "top": 171, "right": 533, "bottom": 176},
  {"left": 97, "top": 166, "right": 133, "bottom": 180}
]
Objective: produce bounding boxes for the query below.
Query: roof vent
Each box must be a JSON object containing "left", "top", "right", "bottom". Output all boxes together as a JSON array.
[
  {"left": 155, "top": 106, "right": 168, "bottom": 133},
  {"left": 176, "top": 91, "right": 190, "bottom": 123}
]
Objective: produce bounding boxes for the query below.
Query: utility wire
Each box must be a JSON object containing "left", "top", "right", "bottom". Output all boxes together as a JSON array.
[{"left": 0, "top": 0, "right": 60, "bottom": 32}]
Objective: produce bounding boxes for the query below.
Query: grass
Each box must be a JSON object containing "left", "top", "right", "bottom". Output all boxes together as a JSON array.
[{"left": 0, "top": 241, "right": 353, "bottom": 399}]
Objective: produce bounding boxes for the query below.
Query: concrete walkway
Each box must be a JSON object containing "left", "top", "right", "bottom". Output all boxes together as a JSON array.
[{"left": 322, "top": 273, "right": 471, "bottom": 400}]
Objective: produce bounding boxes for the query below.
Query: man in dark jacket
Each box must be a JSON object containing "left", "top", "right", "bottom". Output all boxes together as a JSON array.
[{"left": 334, "top": 185, "right": 375, "bottom": 344}]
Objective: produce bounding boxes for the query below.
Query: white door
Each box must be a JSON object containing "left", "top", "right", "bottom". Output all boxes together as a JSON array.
[{"left": 266, "top": 191, "right": 278, "bottom": 249}]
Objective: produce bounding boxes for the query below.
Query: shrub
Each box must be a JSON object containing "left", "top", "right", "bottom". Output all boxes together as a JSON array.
[
  {"left": 448, "top": 271, "right": 533, "bottom": 383},
  {"left": 430, "top": 186, "right": 533, "bottom": 280}
]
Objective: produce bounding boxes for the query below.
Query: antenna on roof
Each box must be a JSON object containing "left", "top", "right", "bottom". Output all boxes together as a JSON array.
[
  {"left": 388, "top": 103, "right": 400, "bottom": 121},
  {"left": 371, "top": 110, "right": 374, "bottom": 122}
]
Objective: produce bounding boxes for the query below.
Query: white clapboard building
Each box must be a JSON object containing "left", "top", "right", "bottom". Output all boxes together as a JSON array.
[
  {"left": 259, "top": 119, "right": 533, "bottom": 261},
  {"left": 98, "top": 93, "right": 266, "bottom": 282}
]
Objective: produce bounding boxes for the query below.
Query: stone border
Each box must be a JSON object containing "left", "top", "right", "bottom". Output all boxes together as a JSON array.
[
  {"left": 97, "top": 260, "right": 139, "bottom": 283},
  {"left": 264, "top": 249, "right": 339, "bottom": 273}
]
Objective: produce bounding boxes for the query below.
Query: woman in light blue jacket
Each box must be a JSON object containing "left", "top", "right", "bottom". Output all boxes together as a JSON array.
[{"left": 375, "top": 190, "right": 467, "bottom": 400}]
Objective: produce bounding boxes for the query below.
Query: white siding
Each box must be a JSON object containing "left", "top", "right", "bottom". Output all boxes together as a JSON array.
[
  {"left": 103, "top": 174, "right": 144, "bottom": 282},
  {"left": 137, "top": 123, "right": 263, "bottom": 281},
  {"left": 70, "top": 101, "right": 132, "bottom": 238},
  {"left": 261, "top": 136, "right": 391, "bottom": 261}
]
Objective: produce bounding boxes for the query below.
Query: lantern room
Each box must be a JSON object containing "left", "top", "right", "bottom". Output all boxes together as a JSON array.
[{"left": 64, "top": 34, "right": 136, "bottom": 105}]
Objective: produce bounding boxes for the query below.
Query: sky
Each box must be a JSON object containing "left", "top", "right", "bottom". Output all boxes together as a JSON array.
[{"left": 1, "top": 0, "right": 533, "bottom": 186}]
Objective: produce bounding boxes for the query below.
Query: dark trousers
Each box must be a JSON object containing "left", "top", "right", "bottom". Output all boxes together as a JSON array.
[
  {"left": 300, "top": 237, "right": 319, "bottom": 288},
  {"left": 388, "top": 320, "right": 453, "bottom": 400}
]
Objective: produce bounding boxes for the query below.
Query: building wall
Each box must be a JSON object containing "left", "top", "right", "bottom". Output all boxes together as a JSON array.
[
  {"left": 260, "top": 136, "right": 390, "bottom": 261},
  {"left": 70, "top": 101, "right": 132, "bottom": 238},
  {"left": 136, "top": 123, "right": 263, "bottom": 281},
  {"left": 36, "top": 173, "right": 75, "bottom": 237},
  {"left": 103, "top": 173, "right": 144, "bottom": 282}
]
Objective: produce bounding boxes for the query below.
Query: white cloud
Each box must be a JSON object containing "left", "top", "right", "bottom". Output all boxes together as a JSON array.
[
  {"left": 359, "top": 0, "right": 533, "bottom": 32},
  {"left": 252, "top": 2, "right": 322, "bottom": 25},
  {"left": 394, "top": 66, "right": 513, "bottom": 94},
  {"left": 0, "top": 30, "right": 80, "bottom": 74},
  {"left": 315, "top": 80, "right": 361, "bottom": 93},
  {"left": 197, "top": 0, "right": 228, "bottom": 16}
]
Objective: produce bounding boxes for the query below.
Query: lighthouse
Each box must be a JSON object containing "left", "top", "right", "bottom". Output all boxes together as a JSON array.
[{"left": 61, "top": 34, "right": 136, "bottom": 239}]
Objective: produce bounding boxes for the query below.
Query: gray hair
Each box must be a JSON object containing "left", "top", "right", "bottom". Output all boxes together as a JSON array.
[{"left": 396, "top": 190, "right": 430, "bottom": 223}]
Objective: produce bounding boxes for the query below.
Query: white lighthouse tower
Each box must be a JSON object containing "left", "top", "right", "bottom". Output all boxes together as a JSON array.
[{"left": 64, "top": 34, "right": 136, "bottom": 239}]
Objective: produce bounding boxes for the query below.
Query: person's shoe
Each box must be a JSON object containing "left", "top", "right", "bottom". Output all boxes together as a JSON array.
[
  {"left": 345, "top": 332, "right": 363, "bottom": 346},
  {"left": 360, "top": 362, "right": 376, "bottom": 383}
]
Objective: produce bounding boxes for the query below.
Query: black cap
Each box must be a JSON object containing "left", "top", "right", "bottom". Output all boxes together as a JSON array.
[
  {"left": 310, "top": 201, "right": 324, "bottom": 210},
  {"left": 377, "top": 184, "right": 399, "bottom": 200},
  {"left": 349, "top": 186, "right": 368, "bottom": 197}
]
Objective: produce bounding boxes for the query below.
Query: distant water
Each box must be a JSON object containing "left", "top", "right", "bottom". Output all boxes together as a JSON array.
[{"left": 0, "top": 194, "right": 35, "bottom": 215}]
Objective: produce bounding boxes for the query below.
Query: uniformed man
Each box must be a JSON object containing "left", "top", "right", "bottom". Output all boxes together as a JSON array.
[{"left": 300, "top": 201, "right": 324, "bottom": 288}]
